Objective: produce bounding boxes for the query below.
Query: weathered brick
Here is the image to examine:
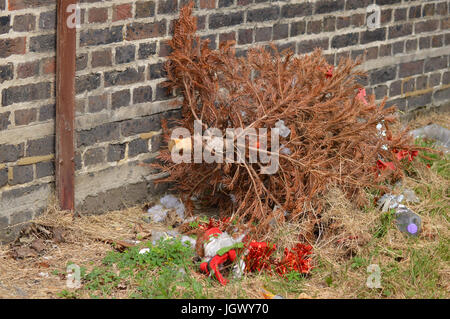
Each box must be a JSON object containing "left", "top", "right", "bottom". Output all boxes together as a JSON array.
[
  {"left": 77, "top": 123, "right": 120, "bottom": 147},
  {"left": 424, "top": 56, "right": 447, "bottom": 73},
  {"left": 407, "top": 93, "right": 432, "bottom": 111},
  {"left": 219, "top": 31, "right": 235, "bottom": 44},
  {"left": 126, "top": 21, "right": 166, "bottom": 40},
  {"left": 238, "top": 29, "right": 253, "bottom": 45},
  {"left": 159, "top": 39, "right": 173, "bottom": 57},
  {"left": 210, "top": 11, "right": 244, "bottom": 28},
  {"left": 393, "top": 41, "right": 404, "bottom": 55},
  {"left": 402, "top": 78, "right": 414, "bottom": 94},
  {"left": 158, "top": 0, "right": 177, "bottom": 14},
  {"left": 434, "top": 87, "right": 450, "bottom": 102},
  {"left": 0, "top": 37, "right": 26, "bottom": 58},
  {"left": 10, "top": 165, "right": 33, "bottom": 185},
  {"left": 200, "top": 0, "right": 215, "bottom": 9},
  {"left": 0, "top": 111, "right": 11, "bottom": 131},
  {"left": 379, "top": 44, "right": 391, "bottom": 57},
  {"left": 218, "top": 0, "right": 233, "bottom": 8},
  {"left": 113, "top": 3, "right": 132, "bottom": 21},
  {"left": 315, "top": 0, "right": 344, "bottom": 14},
  {"left": 442, "top": 17, "right": 450, "bottom": 30},
  {"left": 405, "top": 39, "right": 417, "bottom": 52},
  {"left": 0, "top": 0, "right": 4, "bottom": 10},
  {"left": 75, "top": 73, "right": 101, "bottom": 94},
  {"left": 107, "top": 144, "right": 126, "bottom": 162},
  {"left": 133, "top": 86, "right": 153, "bottom": 104},
  {"left": 42, "top": 57, "right": 55, "bottom": 75},
  {"left": 88, "top": 94, "right": 107, "bottom": 113},
  {"left": 429, "top": 73, "right": 441, "bottom": 87},
  {"left": 8, "top": 0, "right": 53, "bottom": 10},
  {"left": 370, "top": 66, "right": 396, "bottom": 85},
  {"left": 30, "top": 34, "right": 55, "bottom": 52},
  {"left": 80, "top": 26, "right": 123, "bottom": 46},
  {"left": 416, "top": 76, "right": 428, "bottom": 90},
  {"left": 409, "top": 5, "right": 421, "bottom": 19},
  {"left": 116, "top": 45, "right": 136, "bottom": 64},
  {"left": 443, "top": 71, "right": 450, "bottom": 85},
  {"left": 84, "top": 147, "right": 105, "bottom": 166},
  {"left": 431, "top": 35, "right": 443, "bottom": 48},
  {"left": 138, "top": 42, "right": 156, "bottom": 59},
  {"left": 423, "top": 3, "right": 435, "bottom": 17},
  {"left": 298, "top": 38, "right": 329, "bottom": 54},
  {"left": 255, "top": 27, "right": 272, "bottom": 42},
  {"left": 128, "top": 139, "right": 148, "bottom": 157},
  {"left": 374, "top": 85, "right": 388, "bottom": 100},
  {"left": 0, "top": 15, "right": 10, "bottom": 35},
  {"left": 121, "top": 115, "right": 160, "bottom": 137},
  {"left": 155, "top": 83, "right": 171, "bottom": 101},
  {"left": 0, "top": 167, "right": 7, "bottom": 187},
  {"left": 419, "top": 36, "right": 431, "bottom": 49},
  {"left": 415, "top": 20, "right": 439, "bottom": 34},
  {"left": 91, "top": 49, "right": 112, "bottom": 68},
  {"left": 0, "top": 63, "right": 14, "bottom": 83},
  {"left": 111, "top": 89, "right": 131, "bottom": 109},
  {"left": 436, "top": 2, "right": 448, "bottom": 16},
  {"left": 136, "top": 1, "right": 155, "bottom": 18},
  {"left": 323, "top": 16, "right": 336, "bottom": 32},
  {"left": 331, "top": 33, "right": 359, "bottom": 48},
  {"left": 346, "top": 0, "right": 371, "bottom": 10},
  {"left": 39, "top": 104, "right": 55, "bottom": 121},
  {"left": 307, "top": 20, "right": 322, "bottom": 34},
  {"left": 0, "top": 143, "right": 24, "bottom": 163},
  {"left": 389, "top": 80, "right": 401, "bottom": 97},
  {"left": 273, "top": 24, "right": 288, "bottom": 40},
  {"left": 149, "top": 62, "right": 167, "bottom": 79},
  {"left": 2, "top": 82, "right": 51, "bottom": 106},
  {"left": 76, "top": 54, "right": 88, "bottom": 71},
  {"left": 13, "top": 14, "right": 35, "bottom": 32},
  {"left": 290, "top": 21, "right": 306, "bottom": 37},
  {"left": 388, "top": 23, "right": 412, "bottom": 39},
  {"left": 281, "top": 3, "right": 312, "bottom": 18},
  {"left": 385, "top": 98, "right": 406, "bottom": 111},
  {"left": 36, "top": 161, "right": 54, "bottom": 178},
  {"left": 104, "top": 67, "right": 145, "bottom": 87},
  {"left": 39, "top": 11, "right": 55, "bottom": 30},
  {"left": 14, "top": 108, "right": 37, "bottom": 126},
  {"left": 88, "top": 7, "right": 108, "bottom": 24},
  {"left": 336, "top": 16, "right": 350, "bottom": 30},
  {"left": 26, "top": 135, "right": 54, "bottom": 157},
  {"left": 394, "top": 8, "right": 407, "bottom": 21}
]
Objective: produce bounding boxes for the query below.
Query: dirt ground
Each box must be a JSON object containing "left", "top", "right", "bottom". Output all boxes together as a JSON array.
[{"left": 0, "top": 112, "right": 448, "bottom": 299}]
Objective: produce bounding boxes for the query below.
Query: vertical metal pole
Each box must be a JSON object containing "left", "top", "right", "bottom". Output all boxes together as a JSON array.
[{"left": 56, "top": 0, "right": 76, "bottom": 211}]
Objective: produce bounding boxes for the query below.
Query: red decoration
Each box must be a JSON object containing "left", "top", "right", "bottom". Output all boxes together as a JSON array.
[
  {"left": 245, "top": 241, "right": 276, "bottom": 273},
  {"left": 357, "top": 88, "right": 368, "bottom": 105},
  {"left": 275, "top": 243, "right": 313, "bottom": 276},
  {"left": 393, "top": 149, "right": 418, "bottom": 162},
  {"left": 377, "top": 159, "right": 395, "bottom": 171},
  {"left": 325, "top": 66, "right": 333, "bottom": 78}
]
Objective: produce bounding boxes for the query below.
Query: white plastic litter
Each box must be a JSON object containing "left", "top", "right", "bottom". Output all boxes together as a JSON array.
[
  {"left": 147, "top": 194, "right": 186, "bottom": 223},
  {"left": 377, "top": 194, "right": 404, "bottom": 212},
  {"left": 275, "top": 120, "right": 291, "bottom": 138},
  {"left": 180, "top": 235, "right": 197, "bottom": 248},
  {"left": 204, "top": 232, "right": 239, "bottom": 259},
  {"left": 232, "top": 260, "right": 246, "bottom": 279},
  {"left": 280, "top": 144, "right": 292, "bottom": 155},
  {"left": 139, "top": 248, "right": 150, "bottom": 255},
  {"left": 410, "top": 124, "right": 450, "bottom": 152},
  {"left": 147, "top": 204, "right": 169, "bottom": 223},
  {"left": 403, "top": 188, "right": 420, "bottom": 203}
]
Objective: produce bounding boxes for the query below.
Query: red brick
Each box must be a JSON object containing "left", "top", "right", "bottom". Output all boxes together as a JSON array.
[
  {"left": 88, "top": 7, "right": 108, "bottom": 24},
  {"left": 0, "top": 37, "right": 26, "bottom": 58},
  {"left": 200, "top": 0, "right": 215, "bottom": 9},
  {"left": 17, "top": 61, "right": 40, "bottom": 79},
  {"left": 113, "top": 4, "right": 132, "bottom": 22},
  {"left": 42, "top": 57, "right": 55, "bottom": 75}
]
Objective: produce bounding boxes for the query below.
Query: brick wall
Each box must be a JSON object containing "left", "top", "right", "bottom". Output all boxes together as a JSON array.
[{"left": 1, "top": 0, "right": 449, "bottom": 242}]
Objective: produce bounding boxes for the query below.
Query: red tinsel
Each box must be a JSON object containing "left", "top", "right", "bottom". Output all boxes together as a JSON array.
[
  {"left": 198, "top": 217, "right": 232, "bottom": 232},
  {"left": 275, "top": 243, "right": 313, "bottom": 276},
  {"left": 244, "top": 241, "right": 313, "bottom": 276},
  {"left": 376, "top": 159, "right": 396, "bottom": 171},
  {"left": 245, "top": 241, "right": 276, "bottom": 273}
]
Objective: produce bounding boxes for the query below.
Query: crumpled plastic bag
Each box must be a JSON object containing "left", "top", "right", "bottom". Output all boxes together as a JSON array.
[
  {"left": 410, "top": 124, "right": 450, "bottom": 152},
  {"left": 147, "top": 194, "right": 186, "bottom": 223}
]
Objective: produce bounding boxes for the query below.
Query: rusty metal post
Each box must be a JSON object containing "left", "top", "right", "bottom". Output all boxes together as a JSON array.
[{"left": 56, "top": 0, "right": 77, "bottom": 211}]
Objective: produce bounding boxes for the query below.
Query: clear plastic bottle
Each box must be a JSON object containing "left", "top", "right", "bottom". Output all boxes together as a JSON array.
[{"left": 395, "top": 205, "right": 421, "bottom": 236}]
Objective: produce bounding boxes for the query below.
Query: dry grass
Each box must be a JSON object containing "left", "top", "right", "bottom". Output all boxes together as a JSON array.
[{"left": 0, "top": 113, "right": 448, "bottom": 299}]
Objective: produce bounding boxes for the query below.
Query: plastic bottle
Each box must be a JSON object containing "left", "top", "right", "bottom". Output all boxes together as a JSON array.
[{"left": 395, "top": 205, "right": 421, "bottom": 236}]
